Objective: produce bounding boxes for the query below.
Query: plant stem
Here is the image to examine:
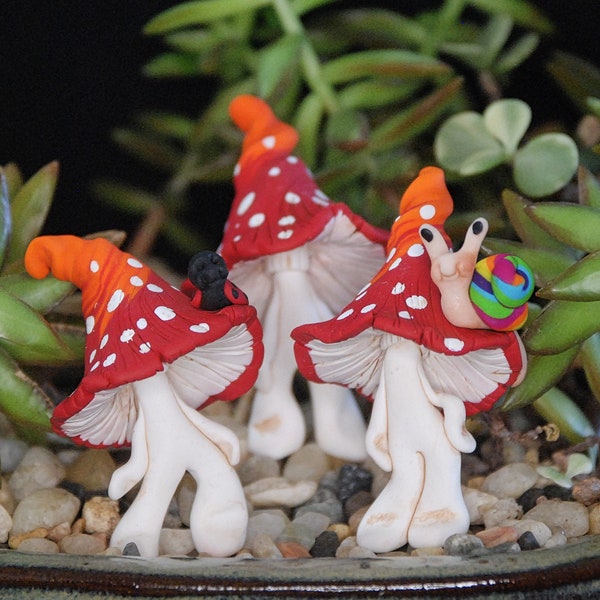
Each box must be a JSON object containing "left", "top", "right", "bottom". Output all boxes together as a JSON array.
[{"left": 271, "top": 0, "right": 340, "bottom": 114}]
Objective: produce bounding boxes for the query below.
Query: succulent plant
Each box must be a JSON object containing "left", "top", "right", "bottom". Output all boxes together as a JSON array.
[
  {"left": 94, "top": 0, "right": 551, "bottom": 262},
  {"left": 537, "top": 452, "right": 593, "bottom": 489},
  {"left": 0, "top": 162, "right": 85, "bottom": 442}
]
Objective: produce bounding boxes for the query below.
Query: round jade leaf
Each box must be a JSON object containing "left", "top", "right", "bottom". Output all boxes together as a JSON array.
[
  {"left": 434, "top": 111, "right": 505, "bottom": 175},
  {"left": 513, "top": 133, "right": 579, "bottom": 198},
  {"left": 483, "top": 98, "right": 531, "bottom": 155}
]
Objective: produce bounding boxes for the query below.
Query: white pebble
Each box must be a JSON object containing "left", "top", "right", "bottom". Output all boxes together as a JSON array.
[
  {"left": 524, "top": 500, "right": 589, "bottom": 538},
  {"left": 10, "top": 488, "right": 80, "bottom": 536},
  {"left": 283, "top": 443, "right": 330, "bottom": 483},
  {"left": 82, "top": 496, "right": 120, "bottom": 535},
  {"left": 244, "top": 477, "right": 317, "bottom": 508},
  {"left": 159, "top": 528, "right": 195, "bottom": 556},
  {"left": 8, "top": 447, "right": 66, "bottom": 502},
  {"left": 58, "top": 533, "right": 106, "bottom": 555},
  {"left": 481, "top": 463, "right": 538, "bottom": 499},
  {"left": 503, "top": 518, "right": 552, "bottom": 547},
  {"left": 482, "top": 497, "right": 522, "bottom": 529},
  {"left": 245, "top": 510, "right": 289, "bottom": 547},
  {"left": 0, "top": 504, "right": 12, "bottom": 543},
  {"left": 17, "top": 537, "right": 59, "bottom": 554},
  {"left": 0, "top": 438, "right": 28, "bottom": 472},
  {"left": 462, "top": 485, "right": 498, "bottom": 525}
]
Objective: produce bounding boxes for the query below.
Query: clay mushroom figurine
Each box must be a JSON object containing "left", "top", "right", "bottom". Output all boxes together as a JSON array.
[
  {"left": 218, "top": 94, "right": 389, "bottom": 461},
  {"left": 24, "top": 235, "right": 263, "bottom": 558},
  {"left": 292, "top": 166, "right": 531, "bottom": 552}
]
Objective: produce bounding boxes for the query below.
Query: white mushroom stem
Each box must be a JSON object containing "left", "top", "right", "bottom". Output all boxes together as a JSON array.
[
  {"left": 109, "top": 370, "right": 247, "bottom": 558},
  {"left": 359, "top": 340, "right": 471, "bottom": 553},
  {"left": 249, "top": 249, "right": 367, "bottom": 461}
]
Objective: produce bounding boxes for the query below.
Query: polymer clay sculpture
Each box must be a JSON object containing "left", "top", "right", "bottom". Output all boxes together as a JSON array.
[
  {"left": 218, "top": 94, "right": 389, "bottom": 461},
  {"left": 293, "top": 166, "right": 533, "bottom": 552},
  {"left": 24, "top": 236, "right": 263, "bottom": 558}
]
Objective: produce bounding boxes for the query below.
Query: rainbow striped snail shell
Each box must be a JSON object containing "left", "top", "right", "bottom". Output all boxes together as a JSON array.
[{"left": 469, "top": 254, "right": 534, "bottom": 331}]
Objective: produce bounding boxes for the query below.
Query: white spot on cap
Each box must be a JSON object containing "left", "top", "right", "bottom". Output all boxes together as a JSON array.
[
  {"left": 249, "top": 213, "right": 266, "bottom": 228},
  {"left": 358, "top": 282, "right": 371, "bottom": 295},
  {"left": 130, "top": 276, "right": 143, "bottom": 287},
  {"left": 233, "top": 235, "right": 242, "bottom": 242},
  {"left": 89, "top": 260, "right": 99, "bottom": 273},
  {"left": 386, "top": 248, "right": 396, "bottom": 263},
  {"left": 107, "top": 289, "right": 125, "bottom": 312},
  {"left": 419, "top": 204, "right": 436, "bottom": 220},
  {"left": 398, "top": 311, "right": 412, "bottom": 319},
  {"left": 407, "top": 243, "right": 425, "bottom": 257},
  {"left": 315, "top": 189, "right": 329, "bottom": 201},
  {"left": 285, "top": 192, "right": 301, "bottom": 204},
  {"left": 237, "top": 191, "right": 256, "bottom": 215},
  {"left": 444, "top": 338, "right": 465, "bottom": 352},
  {"left": 90, "top": 361, "right": 100, "bottom": 372},
  {"left": 392, "top": 282, "right": 405, "bottom": 295},
  {"left": 233, "top": 163, "right": 241, "bottom": 176},
  {"left": 406, "top": 295, "right": 428, "bottom": 309},
  {"left": 389, "top": 257, "right": 402, "bottom": 270},
  {"left": 360, "top": 303, "right": 377, "bottom": 314},
  {"left": 120, "top": 329, "right": 135, "bottom": 343},
  {"left": 103, "top": 353, "right": 116, "bottom": 367},
  {"left": 155, "top": 306, "right": 176, "bottom": 321},
  {"left": 190, "top": 323, "right": 210, "bottom": 333},
  {"left": 89, "top": 349, "right": 97, "bottom": 363},
  {"left": 278, "top": 215, "right": 296, "bottom": 226},
  {"left": 268, "top": 167, "right": 281, "bottom": 176},
  {"left": 278, "top": 230, "right": 293, "bottom": 240},
  {"left": 127, "top": 258, "right": 143, "bottom": 269},
  {"left": 287, "top": 156, "right": 298, "bottom": 164},
  {"left": 312, "top": 195, "right": 329, "bottom": 206},
  {"left": 262, "top": 136, "right": 276, "bottom": 149},
  {"left": 337, "top": 308, "right": 354, "bottom": 320},
  {"left": 100, "top": 334, "right": 109, "bottom": 349},
  {"left": 139, "top": 343, "right": 151, "bottom": 354},
  {"left": 147, "top": 284, "right": 163, "bottom": 293},
  {"left": 136, "top": 318, "right": 147, "bottom": 329},
  {"left": 86, "top": 316, "right": 95, "bottom": 334}
]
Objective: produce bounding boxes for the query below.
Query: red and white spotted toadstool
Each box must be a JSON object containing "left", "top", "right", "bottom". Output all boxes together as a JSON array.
[
  {"left": 218, "top": 94, "right": 388, "bottom": 460},
  {"left": 292, "top": 167, "right": 528, "bottom": 552},
  {"left": 24, "top": 235, "right": 263, "bottom": 558}
]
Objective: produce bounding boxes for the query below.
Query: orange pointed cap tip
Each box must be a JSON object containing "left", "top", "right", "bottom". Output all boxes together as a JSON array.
[
  {"left": 24, "top": 236, "right": 57, "bottom": 279},
  {"left": 400, "top": 166, "right": 453, "bottom": 215},
  {"left": 229, "top": 94, "right": 274, "bottom": 132}
]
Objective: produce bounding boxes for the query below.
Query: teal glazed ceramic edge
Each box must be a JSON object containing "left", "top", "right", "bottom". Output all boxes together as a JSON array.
[{"left": 2, "top": 536, "right": 600, "bottom": 599}]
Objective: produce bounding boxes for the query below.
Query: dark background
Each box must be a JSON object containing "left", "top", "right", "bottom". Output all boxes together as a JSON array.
[{"left": 1, "top": 1, "right": 597, "bottom": 245}]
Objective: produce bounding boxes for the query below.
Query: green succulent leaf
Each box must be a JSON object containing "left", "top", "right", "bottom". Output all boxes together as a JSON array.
[
  {"left": 145, "top": 0, "right": 272, "bottom": 34},
  {"left": 536, "top": 466, "right": 573, "bottom": 489},
  {"left": 258, "top": 34, "right": 303, "bottom": 99},
  {"left": 477, "top": 15, "right": 513, "bottom": 68},
  {"left": 294, "top": 93, "right": 325, "bottom": 169},
  {"left": 483, "top": 99, "right": 531, "bottom": 155},
  {"left": 435, "top": 111, "right": 506, "bottom": 175},
  {"left": 538, "top": 251, "right": 600, "bottom": 301},
  {"left": 495, "top": 32, "right": 539, "bottom": 74},
  {"left": 482, "top": 238, "right": 575, "bottom": 287},
  {"left": 0, "top": 347, "right": 52, "bottom": 433},
  {"left": 112, "top": 129, "right": 183, "bottom": 171},
  {"left": 467, "top": 0, "right": 553, "bottom": 33},
  {"left": 0, "top": 171, "right": 12, "bottom": 270},
  {"left": 144, "top": 52, "right": 201, "bottom": 78},
  {"left": 533, "top": 387, "right": 595, "bottom": 444},
  {"left": 513, "top": 133, "right": 579, "bottom": 198},
  {"left": 322, "top": 50, "right": 450, "bottom": 85},
  {"left": 565, "top": 453, "right": 594, "bottom": 479},
  {"left": 587, "top": 97, "right": 600, "bottom": 119},
  {"left": 578, "top": 167, "right": 600, "bottom": 209},
  {"left": 580, "top": 333, "right": 600, "bottom": 403},
  {"left": 500, "top": 345, "right": 579, "bottom": 410},
  {"left": 6, "top": 161, "right": 58, "bottom": 266},
  {"left": 0, "top": 288, "right": 78, "bottom": 365},
  {"left": 0, "top": 273, "right": 74, "bottom": 314},
  {"left": 93, "top": 181, "right": 158, "bottom": 215},
  {"left": 338, "top": 80, "right": 419, "bottom": 111},
  {"left": 526, "top": 202, "right": 600, "bottom": 253},
  {"left": 135, "top": 112, "right": 195, "bottom": 142},
  {"left": 523, "top": 299, "right": 600, "bottom": 354},
  {"left": 2, "top": 163, "right": 23, "bottom": 200},
  {"left": 325, "top": 109, "right": 369, "bottom": 151}
]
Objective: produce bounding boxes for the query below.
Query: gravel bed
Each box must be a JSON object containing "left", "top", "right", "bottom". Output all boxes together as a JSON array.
[{"left": 1, "top": 404, "right": 599, "bottom": 560}]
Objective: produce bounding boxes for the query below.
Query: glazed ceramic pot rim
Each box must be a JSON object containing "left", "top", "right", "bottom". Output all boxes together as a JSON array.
[{"left": 2, "top": 535, "right": 600, "bottom": 598}]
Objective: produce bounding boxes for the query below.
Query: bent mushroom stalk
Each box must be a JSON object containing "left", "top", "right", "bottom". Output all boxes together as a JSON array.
[
  {"left": 292, "top": 167, "right": 531, "bottom": 552},
  {"left": 24, "top": 236, "right": 263, "bottom": 558},
  {"left": 217, "top": 94, "right": 388, "bottom": 461}
]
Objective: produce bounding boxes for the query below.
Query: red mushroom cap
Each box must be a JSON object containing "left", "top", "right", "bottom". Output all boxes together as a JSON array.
[
  {"left": 292, "top": 167, "right": 526, "bottom": 415},
  {"left": 25, "top": 235, "right": 263, "bottom": 447}
]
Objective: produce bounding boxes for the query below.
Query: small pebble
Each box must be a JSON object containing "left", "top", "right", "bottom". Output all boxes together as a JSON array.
[
  {"left": 481, "top": 463, "right": 538, "bottom": 499},
  {"left": 476, "top": 525, "right": 519, "bottom": 548},
  {"left": 411, "top": 546, "right": 445, "bottom": 557},
  {"left": 327, "top": 523, "right": 351, "bottom": 542},
  {"left": 250, "top": 533, "right": 283, "bottom": 559},
  {"left": 82, "top": 496, "right": 120, "bottom": 535},
  {"left": 65, "top": 449, "right": 116, "bottom": 491},
  {"left": 335, "top": 536, "right": 359, "bottom": 558},
  {"left": 0, "top": 504, "right": 12, "bottom": 543},
  {"left": 344, "top": 490, "right": 372, "bottom": 520},
  {"left": 292, "top": 511, "right": 330, "bottom": 537},
  {"left": 310, "top": 530, "right": 340, "bottom": 557},
  {"left": 485, "top": 541, "right": 521, "bottom": 555},
  {"left": 276, "top": 522, "right": 316, "bottom": 550},
  {"left": 159, "top": 528, "right": 195, "bottom": 556},
  {"left": 573, "top": 478, "right": 600, "bottom": 506},
  {"left": 237, "top": 454, "right": 280, "bottom": 486},
  {"left": 47, "top": 521, "right": 72, "bottom": 543},
  {"left": 10, "top": 488, "right": 81, "bottom": 537},
  {"left": 587, "top": 503, "right": 600, "bottom": 535},
  {"left": 462, "top": 486, "right": 498, "bottom": 525},
  {"left": 543, "top": 485, "right": 573, "bottom": 501},
  {"left": 482, "top": 497, "right": 522, "bottom": 529},
  {"left": 277, "top": 541, "right": 312, "bottom": 558},
  {"left": 9, "top": 527, "right": 48, "bottom": 550},
  {"left": 122, "top": 542, "right": 141, "bottom": 556},
  {"left": 443, "top": 533, "right": 485, "bottom": 557},
  {"left": 348, "top": 505, "right": 369, "bottom": 535},
  {"left": 58, "top": 533, "right": 106, "bottom": 555},
  {"left": 337, "top": 464, "right": 373, "bottom": 504},
  {"left": 524, "top": 500, "right": 589, "bottom": 538},
  {"left": 517, "top": 488, "right": 545, "bottom": 512},
  {"left": 0, "top": 476, "right": 16, "bottom": 515},
  {"left": 503, "top": 518, "right": 552, "bottom": 547},
  {"left": 0, "top": 438, "right": 28, "bottom": 473},
  {"left": 348, "top": 545, "right": 377, "bottom": 559},
  {"left": 17, "top": 537, "right": 59, "bottom": 554},
  {"left": 283, "top": 443, "right": 330, "bottom": 483},
  {"left": 8, "top": 447, "right": 66, "bottom": 502},
  {"left": 176, "top": 473, "right": 196, "bottom": 527},
  {"left": 244, "top": 477, "right": 317, "bottom": 508},
  {"left": 245, "top": 510, "right": 289, "bottom": 547},
  {"left": 517, "top": 531, "right": 540, "bottom": 550},
  {"left": 544, "top": 530, "right": 568, "bottom": 548},
  {"left": 294, "top": 489, "right": 344, "bottom": 523}
]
